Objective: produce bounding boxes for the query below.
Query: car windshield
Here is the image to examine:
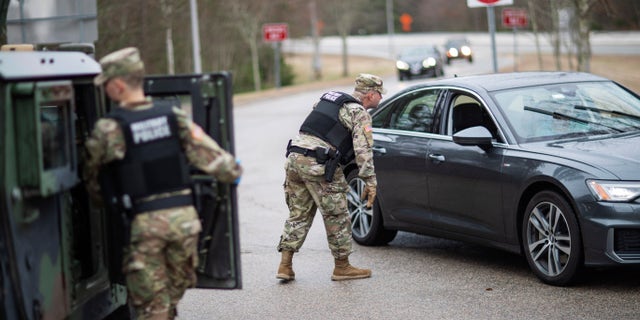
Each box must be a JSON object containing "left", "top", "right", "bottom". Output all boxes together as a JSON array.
[
  {"left": 400, "top": 47, "right": 436, "bottom": 59},
  {"left": 446, "top": 40, "right": 468, "bottom": 47},
  {"left": 492, "top": 81, "right": 640, "bottom": 143}
]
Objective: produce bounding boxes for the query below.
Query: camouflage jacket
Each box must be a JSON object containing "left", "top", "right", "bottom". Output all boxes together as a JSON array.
[
  {"left": 84, "top": 99, "right": 242, "bottom": 204},
  {"left": 291, "top": 91, "right": 377, "bottom": 187}
]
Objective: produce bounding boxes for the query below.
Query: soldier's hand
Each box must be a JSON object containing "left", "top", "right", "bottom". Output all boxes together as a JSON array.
[{"left": 361, "top": 184, "right": 377, "bottom": 209}]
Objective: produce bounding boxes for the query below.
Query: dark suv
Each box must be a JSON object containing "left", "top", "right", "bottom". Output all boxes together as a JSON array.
[{"left": 444, "top": 38, "right": 473, "bottom": 64}]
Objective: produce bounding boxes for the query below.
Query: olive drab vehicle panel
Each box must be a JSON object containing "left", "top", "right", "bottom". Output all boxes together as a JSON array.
[{"left": 0, "top": 51, "right": 241, "bottom": 320}]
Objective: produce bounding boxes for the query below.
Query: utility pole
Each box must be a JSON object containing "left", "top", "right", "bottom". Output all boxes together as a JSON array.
[
  {"left": 386, "top": 0, "right": 395, "bottom": 59},
  {"left": 189, "top": 0, "right": 202, "bottom": 73},
  {"left": 309, "top": 0, "right": 321, "bottom": 80}
]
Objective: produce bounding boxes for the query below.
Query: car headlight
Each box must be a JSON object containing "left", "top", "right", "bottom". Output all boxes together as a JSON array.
[
  {"left": 448, "top": 48, "right": 458, "bottom": 57},
  {"left": 461, "top": 46, "right": 472, "bottom": 56},
  {"left": 396, "top": 60, "right": 409, "bottom": 70},
  {"left": 423, "top": 57, "right": 436, "bottom": 67},
  {"left": 587, "top": 180, "right": 640, "bottom": 202}
]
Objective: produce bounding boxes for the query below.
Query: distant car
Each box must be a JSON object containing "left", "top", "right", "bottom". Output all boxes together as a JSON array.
[
  {"left": 344, "top": 72, "right": 640, "bottom": 286},
  {"left": 395, "top": 46, "right": 444, "bottom": 81},
  {"left": 444, "top": 38, "right": 473, "bottom": 64}
]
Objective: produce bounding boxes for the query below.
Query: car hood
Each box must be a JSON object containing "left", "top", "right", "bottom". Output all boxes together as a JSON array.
[{"left": 521, "top": 133, "right": 640, "bottom": 180}]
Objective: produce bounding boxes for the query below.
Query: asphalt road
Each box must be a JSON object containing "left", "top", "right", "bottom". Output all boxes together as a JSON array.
[{"left": 178, "top": 67, "right": 640, "bottom": 319}]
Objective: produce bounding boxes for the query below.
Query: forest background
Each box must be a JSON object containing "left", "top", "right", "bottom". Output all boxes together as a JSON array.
[{"left": 95, "top": 0, "right": 640, "bottom": 93}]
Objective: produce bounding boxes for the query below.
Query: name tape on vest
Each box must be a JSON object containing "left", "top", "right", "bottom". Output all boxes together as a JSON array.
[
  {"left": 322, "top": 91, "right": 342, "bottom": 102},
  {"left": 130, "top": 116, "right": 171, "bottom": 144}
]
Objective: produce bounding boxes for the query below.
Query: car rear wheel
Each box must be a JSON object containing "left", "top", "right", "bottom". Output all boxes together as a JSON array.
[
  {"left": 346, "top": 170, "right": 397, "bottom": 246},
  {"left": 522, "top": 191, "right": 583, "bottom": 286}
]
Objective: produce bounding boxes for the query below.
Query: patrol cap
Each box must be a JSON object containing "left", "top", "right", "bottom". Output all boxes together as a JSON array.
[
  {"left": 355, "top": 73, "right": 387, "bottom": 95},
  {"left": 93, "top": 47, "right": 145, "bottom": 86}
]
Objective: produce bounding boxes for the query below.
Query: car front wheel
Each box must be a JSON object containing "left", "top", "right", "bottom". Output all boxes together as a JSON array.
[
  {"left": 346, "top": 170, "right": 397, "bottom": 246},
  {"left": 522, "top": 191, "right": 583, "bottom": 286}
]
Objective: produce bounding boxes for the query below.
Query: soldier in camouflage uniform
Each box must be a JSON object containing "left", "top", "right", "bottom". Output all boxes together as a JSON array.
[
  {"left": 85, "top": 47, "right": 242, "bottom": 320},
  {"left": 276, "top": 74, "right": 385, "bottom": 281}
]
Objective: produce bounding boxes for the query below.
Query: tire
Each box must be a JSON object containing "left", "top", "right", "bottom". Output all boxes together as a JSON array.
[
  {"left": 522, "top": 191, "right": 583, "bottom": 286},
  {"left": 346, "top": 170, "right": 397, "bottom": 246}
]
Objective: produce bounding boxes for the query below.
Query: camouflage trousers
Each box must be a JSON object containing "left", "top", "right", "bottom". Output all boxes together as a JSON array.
[
  {"left": 277, "top": 153, "right": 353, "bottom": 259},
  {"left": 124, "top": 206, "right": 202, "bottom": 320}
]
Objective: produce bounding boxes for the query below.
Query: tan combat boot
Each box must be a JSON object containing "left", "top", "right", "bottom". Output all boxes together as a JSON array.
[
  {"left": 276, "top": 250, "right": 295, "bottom": 280},
  {"left": 331, "top": 257, "right": 372, "bottom": 281}
]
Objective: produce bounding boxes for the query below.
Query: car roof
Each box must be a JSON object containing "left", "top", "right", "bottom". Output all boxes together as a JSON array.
[
  {"left": 394, "top": 72, "right": 610, "bottom": 95},
  {"left": 445, "top": 38, "right": 469, "bottom": 44},
  {"left": 400, "top": 46, "right": 438, "bottom": 55}
]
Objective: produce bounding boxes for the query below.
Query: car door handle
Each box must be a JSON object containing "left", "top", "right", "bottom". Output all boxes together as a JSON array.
[
  {"left": 428, "top": 153, "right": 445, "bottom": 162},
  {"left": 372, "top": 146, "right": 387, "bottom": 154}
]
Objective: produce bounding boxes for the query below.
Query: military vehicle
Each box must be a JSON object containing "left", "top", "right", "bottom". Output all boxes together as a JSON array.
[{"left": 0, "top": 48, "right": 242, "bottom": 319}]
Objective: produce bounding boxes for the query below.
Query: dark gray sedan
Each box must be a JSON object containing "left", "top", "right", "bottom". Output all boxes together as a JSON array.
[
  {"left": 344, "top": 72, "right": 640, "bottom": 286},
  {"left": 395, "top": 46, "right": 445, "bottom": 81}
]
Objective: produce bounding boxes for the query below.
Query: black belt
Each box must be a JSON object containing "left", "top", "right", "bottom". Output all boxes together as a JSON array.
[
  {"left": 133, "top": 194, "right": 194, "bottom": 214},
  {"left": 288, "top": 146, "right": 317, "bottom": 157}
]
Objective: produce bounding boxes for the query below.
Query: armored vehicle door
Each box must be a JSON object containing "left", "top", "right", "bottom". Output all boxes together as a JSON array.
[{"left": 142, "top": 73, "right": 242, "bottom": 289}]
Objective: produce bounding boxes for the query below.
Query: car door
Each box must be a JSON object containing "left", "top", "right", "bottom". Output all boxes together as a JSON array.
[
  {"left": 143, "top": 73, "right": 241, "bottom": 289},
  {"left": 371, "top": 88, "right": 443, "bottom": 225},
  {"left": 426, "top": 90, "right": 507, "bottom": 242}
]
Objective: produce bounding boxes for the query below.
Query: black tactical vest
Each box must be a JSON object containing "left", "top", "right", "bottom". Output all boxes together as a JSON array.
[
  {"left": 103, "top": 102, "right": 192, "bottom": 209},
  {"left": 299, "top": 91, "right": 360, "bottom": 164}
]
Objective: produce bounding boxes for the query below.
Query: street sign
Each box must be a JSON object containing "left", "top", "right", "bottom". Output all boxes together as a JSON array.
[
  {"left": 467, "top": 0, "right": 513, "bottom": 8},
  {"left": 502, "top": 8, "right": 528, "bottom": 28},
  {"left": 262, "top": 23, "right": 288, "bottom": 42}
]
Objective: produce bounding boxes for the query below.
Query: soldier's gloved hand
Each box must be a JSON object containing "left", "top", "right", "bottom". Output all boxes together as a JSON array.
[
  {"left": 361, "top": 184, "right": 377, "bottom": 209},
  {"left": 233, "top": 159, "right": 242, "bottom": 185}
]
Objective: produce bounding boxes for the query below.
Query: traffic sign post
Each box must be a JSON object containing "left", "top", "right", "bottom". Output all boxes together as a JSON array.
[
  {"left": 502, "top": 8, "right": 528, "bottom": 71},
  {"left": 467, "top": 0, "right": 514, "bottom": 73},
  {"left": 263, "top": 23, "right": 288, "bottom": 89}
]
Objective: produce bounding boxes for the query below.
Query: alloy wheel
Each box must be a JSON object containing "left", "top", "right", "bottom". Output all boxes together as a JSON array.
[
  {"left": 347, "top": 176, "right": 373, "bottom": 239},
  {"left": 525, "top": 201, "right": 572, "bottom": 277}
]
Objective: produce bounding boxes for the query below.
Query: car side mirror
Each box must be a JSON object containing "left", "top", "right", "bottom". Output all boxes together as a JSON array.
[{"left": 453, "top": 126, "right": 493, "bottom": 150}]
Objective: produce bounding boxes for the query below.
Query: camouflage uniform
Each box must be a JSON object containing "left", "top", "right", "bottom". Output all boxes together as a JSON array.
[
  {"left": 85, "top": 47, "right": 242, "bottom": 319},
  {"left": 277, "top": 74, "right": 383, "bottom": 260}
]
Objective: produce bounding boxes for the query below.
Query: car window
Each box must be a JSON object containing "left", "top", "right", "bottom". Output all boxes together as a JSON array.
[
  {"left": 446, "top": 94, "right": 501, "bottom": 142},
  {"left": 374, "top": 89, "right": 440, "bottom": 133}
]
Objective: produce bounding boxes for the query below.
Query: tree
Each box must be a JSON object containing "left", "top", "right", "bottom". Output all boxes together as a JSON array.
[
  {"left": 0, "top": 0, "right": 8, "bottom": 45},
  {"left": 572, "top": 0, "right": 602, "bottom": 72},
  {"left": 159, "top": 0, "right": 184, "bottom": 75},
  {"left": 224, "top": 0, "right": 271, "bottom": 92},
  {"left": 323, "top": 0, "right": 365, "bottom": 77}
]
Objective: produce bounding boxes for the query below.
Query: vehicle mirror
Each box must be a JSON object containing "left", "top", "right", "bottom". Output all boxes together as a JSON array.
[{"left": 452, "top": 126, "right": 493, "bottom": 148}]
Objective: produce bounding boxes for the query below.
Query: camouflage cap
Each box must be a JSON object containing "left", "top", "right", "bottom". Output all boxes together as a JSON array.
[
  {"left": 355, "top": 73, "right": 387, "bottom": 95},
  {"left": 93, "top": 47, "right": 145, "bottom": 86}
]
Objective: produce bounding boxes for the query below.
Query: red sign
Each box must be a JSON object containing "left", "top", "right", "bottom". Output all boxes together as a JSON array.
[
  {"left": 263, "top": 23, "right": 288, "bottom": 42},
  {"left": 467, "top": 0, "right": 513, "bottom": 8},
  {"left": 502, "top": 8, "right": 528, "bottom": 28}
]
